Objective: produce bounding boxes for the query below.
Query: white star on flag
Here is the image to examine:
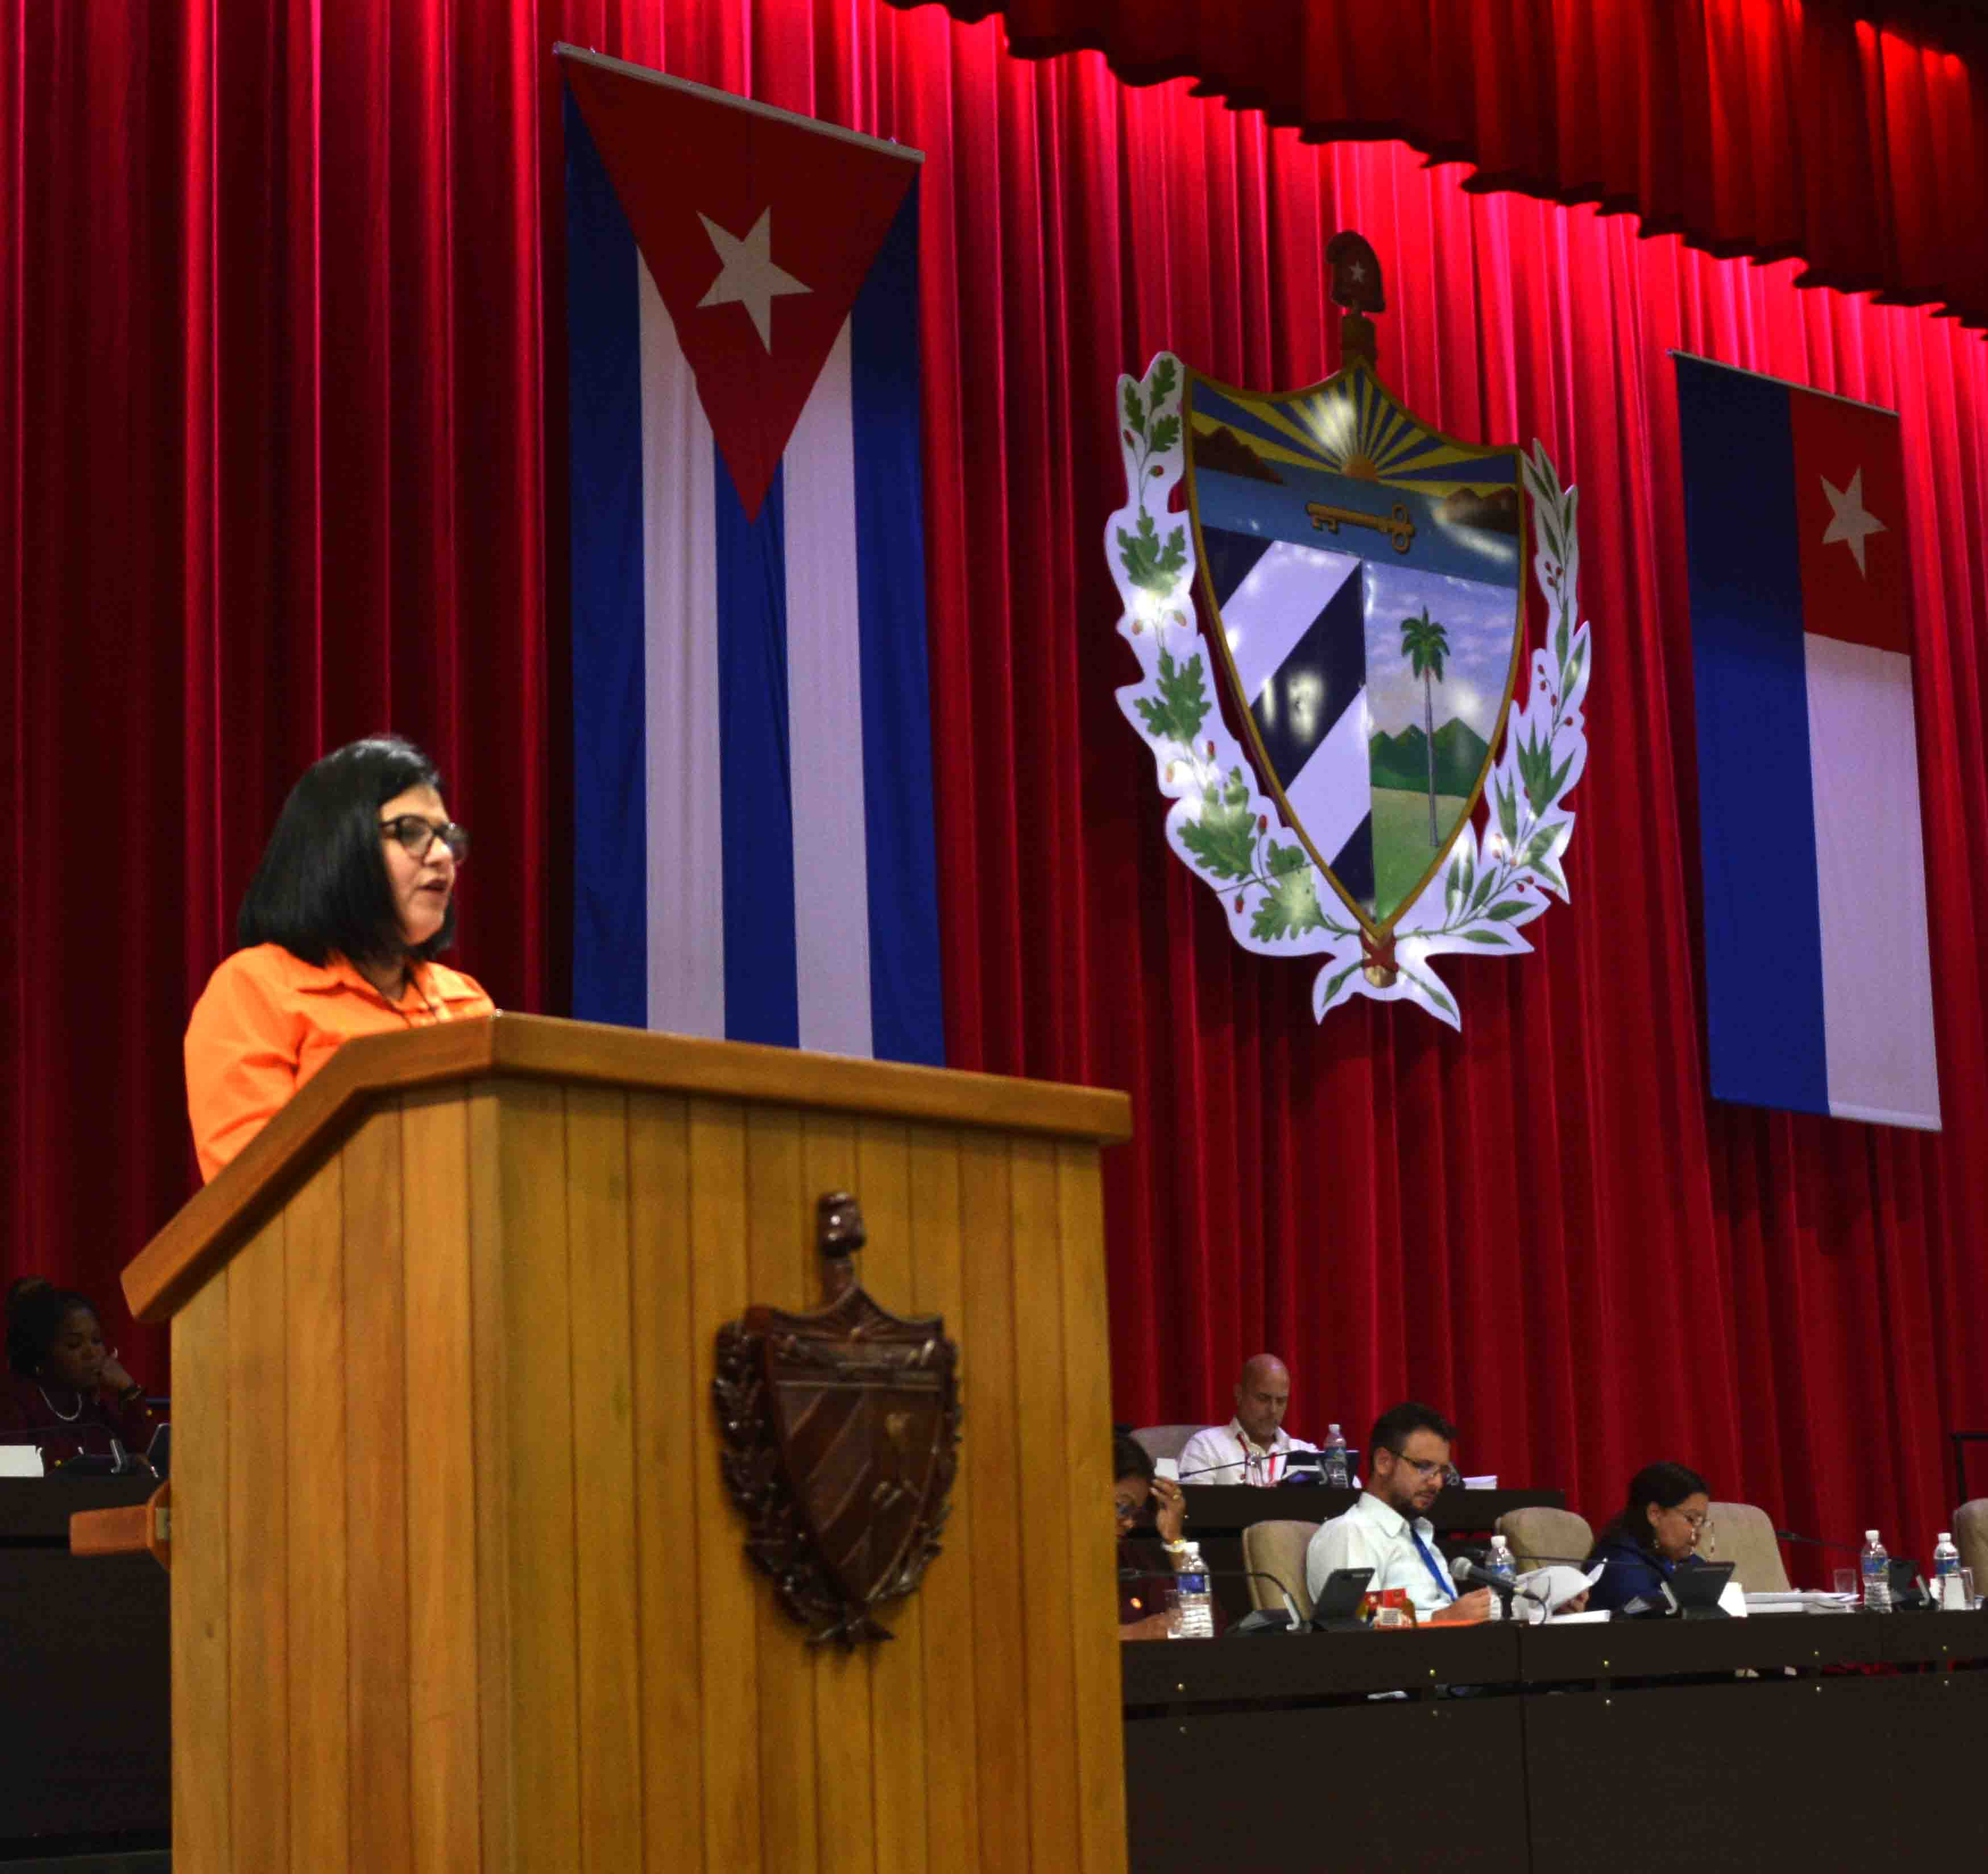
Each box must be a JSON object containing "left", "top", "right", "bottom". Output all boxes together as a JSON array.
[
  {"left": 1819, "top": 466, "right": 1887, "bottom": 577},
  {"left": 696, "top": 207, "right": 811, "bottom": 352}
]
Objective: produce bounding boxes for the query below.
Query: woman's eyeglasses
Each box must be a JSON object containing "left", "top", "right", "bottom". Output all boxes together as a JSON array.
[{"left": 379, "top": 815, "right": 470, "bottom": 865}]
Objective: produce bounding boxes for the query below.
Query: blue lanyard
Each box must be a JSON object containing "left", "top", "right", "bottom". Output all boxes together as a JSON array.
[{"left": 1410, "top": 1527, "right": 1457, "bottom": 1602}]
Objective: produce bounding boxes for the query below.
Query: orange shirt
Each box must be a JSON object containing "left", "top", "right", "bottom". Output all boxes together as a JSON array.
[{"left": 185, "top": 942, "right": 495, "bottom": 1181}]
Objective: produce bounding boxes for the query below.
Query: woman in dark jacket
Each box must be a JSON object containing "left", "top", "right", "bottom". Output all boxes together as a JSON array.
[
  {"left": 1, "top": 1278, "right": 156, "bottom": 1467},
  {"left": 1586, "top": 1462, "right": 1714, "bottom": 1614}
]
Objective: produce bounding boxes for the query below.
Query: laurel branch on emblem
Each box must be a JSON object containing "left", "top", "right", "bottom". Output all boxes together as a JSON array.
[{"left": 1108, "top": 352, "right": 1591, "bottom": 1029}]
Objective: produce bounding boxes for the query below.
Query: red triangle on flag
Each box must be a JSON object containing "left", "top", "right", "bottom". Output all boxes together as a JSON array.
[{"left": 565, "top": 57, "right": 920, "bottom": 521}]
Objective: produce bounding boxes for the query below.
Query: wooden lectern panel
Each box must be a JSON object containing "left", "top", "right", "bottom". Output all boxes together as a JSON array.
[{"left": 162, "top": 1039, "right": 1125, "bottom": 1874}]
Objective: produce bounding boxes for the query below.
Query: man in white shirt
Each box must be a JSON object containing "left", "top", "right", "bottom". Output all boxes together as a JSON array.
[
  {"left": 1304, "top": 1402, "right": 1492, "bottom": 1623},
  {"left": 1177, "top": 1353, "right": 1318, "bottom": 1486}
]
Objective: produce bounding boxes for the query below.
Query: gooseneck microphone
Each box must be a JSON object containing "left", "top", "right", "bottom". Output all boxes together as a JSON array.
[{"left": 1774, "top": 1527, "right": 1865, "bottom": 1556}]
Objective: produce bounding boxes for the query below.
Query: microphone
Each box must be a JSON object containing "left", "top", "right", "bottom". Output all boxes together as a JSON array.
[
  {"left": 1117, "top": 1562, "right": 1306, "bottom": 1630},
  {"left": 1174, "top": 1450, "right": 1322, "bottom": 1483},
  {"left": 1774, "top": 1527, "right": 1864, "bottom": 1556}
]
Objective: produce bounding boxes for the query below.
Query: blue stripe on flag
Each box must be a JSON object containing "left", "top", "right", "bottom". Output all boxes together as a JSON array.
[
  {"left": 564, "top": 90, "right": 648, "bottom": 1027},
  {"left": 850, "top": 181, "right": 946, "bottom": 1064},
  {"left": 1676, "top": 356, "right": 1829, "bottom": 1116},
  {"left": 714, "top": 451, "right": 801, "bottom": 1046}
]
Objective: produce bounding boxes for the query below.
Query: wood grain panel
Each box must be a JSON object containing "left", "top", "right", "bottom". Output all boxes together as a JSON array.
[
  {"left": 401, "top": 1089, "right": 481, "bottom": 1874},
  {"left": 127, "top": 1019, "right": 1128, "bottom": 1326},
  {"left": 172, "top": 1271, "right": 232, "bottom": 1874},
  {"left": 956, "top": 1133, "right": 1028, "bottom": 1874},
  {"left": 624, "top": 1092, "right": 704, "bottom": 1871},
  {"left": 465, "top": 1087, "right": 517, "bottom": 1872},
  {"left": 490, "top": 1079, "right": 582, "bottom": 1871},
  {"left": 687, "top": 1098, "right": 761, "bottom": 1873},
  {"left": 1008, "top": 1138, "right": 1080, "bottom": 1872},
  {"left": 800, "top": 1114, "right": 874, "bottom": 1874},
  {"left": 903, "top": 1126, "right": 978, "bottom": 1873},
  {"left": 565, "top": 1085, "right": 644, "bottom": 1870},
  {"left": 855, "top": 1121, "right": 927, "bottom": 1874},
  {"left": 342, "top": 1103, "right": 414, "bottom": 1870},
  {"left": 745, "top": 1106, "right": 821, "bottom": 1874},
  {"left": 227, "top": 1212, "right": 290, "bottom": 1868},
  {"left": 285, "top": 1158, "right": 350, "bottom": 1872},
  {"left": 1055, "top": 1145, "right": 1125, "bottom": 1874}
]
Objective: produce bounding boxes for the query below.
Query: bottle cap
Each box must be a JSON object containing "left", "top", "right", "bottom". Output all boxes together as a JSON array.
[
  {"left": 1328, "top": 1423, "right": 1341, "bottom": 1436},
  {"left": 1937, "top": 1532, "right": 1950, "bottom": 1544},
  {"left": 1865, "top": 1529, "right": 1879, "bottom": 1542}
]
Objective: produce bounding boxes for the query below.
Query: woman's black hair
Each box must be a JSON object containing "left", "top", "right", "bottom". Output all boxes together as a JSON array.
[
  {"left": 1112, "top": 1431, "right": 1155, "bottom": 1486},
  {"left": 1596, "top": 1461, "right": 1710, "bottom": 1554},
  {"left": 6, "top": 1278, "right": 97, "bottom": 1378},
  {"left": 235, "top": 735, "right": 457, "bottom": 967}
]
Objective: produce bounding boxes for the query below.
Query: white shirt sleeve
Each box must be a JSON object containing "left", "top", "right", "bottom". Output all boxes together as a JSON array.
[
  {"left": 1306, "top": 1510, "right": 1385, "bottom": 1602},
  {"left": 1176, "top": 1428, "right": 1233, "bottom": 1486}
]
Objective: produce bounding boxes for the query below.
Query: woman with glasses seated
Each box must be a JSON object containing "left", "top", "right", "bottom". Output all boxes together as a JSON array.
[
  {"left": 1112, "top": 1431, "right": 1201, "bottom": 1638},
  {"left": 184, "top": 735, "right": 493, "bottom": 1181},
  {"left": 1584, "top": 1462, "right": 1714, "bottom": 1614}
]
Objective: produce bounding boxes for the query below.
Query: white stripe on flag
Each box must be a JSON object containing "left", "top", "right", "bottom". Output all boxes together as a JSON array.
[
  {"left": 1280, "top": 686, "right": 1372, "bottom": 870},
  {"left": 1804, "top": 632, "right": 1941, "bottom": 1129},
  {"left": 782, "top": 321, "right": 875, "bottom": 1058},
  {"left": 1221, "top": 543, "right": 1362, "bottom": 704},
  {"left": 640, "top": 261, "right": 727, "bottom": 1040}
]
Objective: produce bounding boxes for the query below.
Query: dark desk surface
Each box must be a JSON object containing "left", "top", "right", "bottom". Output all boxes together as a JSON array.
[
  {"left": 0, "top": 1475, "right": 159, "bottom": 1543},
  {"left": 1125, "top": 1605, "right": 1988, "bottom": 1701},
  {"left": 0, "top": 1479, "right": 169, "bottom": 1844},
  {"left": 1122, "top": 1609, "right": 1988, "bottom": 1873}
]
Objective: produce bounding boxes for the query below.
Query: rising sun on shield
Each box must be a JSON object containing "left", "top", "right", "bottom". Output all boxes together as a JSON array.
[
  {"left": 1186, "top": 367, "right": 1523, "bottom": 929},
  {"left": 1107, "top": 235, "right": 1593, "bottom": 1027}
]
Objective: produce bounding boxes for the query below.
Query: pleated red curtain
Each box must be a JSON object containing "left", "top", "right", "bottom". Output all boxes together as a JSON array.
[
  {"left": 887, "top": 0, "right": 1988, "bottom": 328},
  {"left": 5, "top": 0, "right": 1987, "bottom": 1565}
]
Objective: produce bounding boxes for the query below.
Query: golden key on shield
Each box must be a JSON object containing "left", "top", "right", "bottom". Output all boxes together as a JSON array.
[{"left": 1305, "top": 500, "right": 1416, "bottom": 553}]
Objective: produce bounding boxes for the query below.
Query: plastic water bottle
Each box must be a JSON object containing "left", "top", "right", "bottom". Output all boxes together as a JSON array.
[
  {"left": 1171, "top": 1542, "right": 1217, "bottom": 1638},
  {"left": 1486, "top": 1534, "right": 1517, "bottom": 1622},
  {"left": 1932, "top": 1532, "right": 1962, "bottom": 1610},
  {"left": 1321, "top": 1424, "right": 1350, "bottom": 1490},
  {"left": 1861, "top": 1530, "right": 1892, "bottom": 1612}
]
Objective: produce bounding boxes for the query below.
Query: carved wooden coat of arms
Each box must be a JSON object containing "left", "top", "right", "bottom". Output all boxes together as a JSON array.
[{"left": 713, "top": 1192, "right": 961, "bottom": 1648}]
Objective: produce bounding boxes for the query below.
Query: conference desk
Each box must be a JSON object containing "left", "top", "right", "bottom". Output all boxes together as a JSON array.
[
  {"left": 0, "top": 1478, "right": 170, "bottom": 1850},
  {"left": 1179, "top": 1484, "right": 1565, "bottom": 1622},
  {"left": 1123, "top": 1608, "right": 1988, "bottom": 1871}
]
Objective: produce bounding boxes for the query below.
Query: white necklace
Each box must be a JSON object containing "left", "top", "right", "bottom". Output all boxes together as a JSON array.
[{"left": 38, "top": 1385, "right": 84, "bottom": 1421}]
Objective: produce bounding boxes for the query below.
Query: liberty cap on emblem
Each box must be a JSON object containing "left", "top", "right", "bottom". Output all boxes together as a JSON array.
[
  {"left": 713, "top": 1191, "right": 960, "bottom": 1648},
  {"left": 1182, "top": 254, "right": 1526, "bottom": 942}
]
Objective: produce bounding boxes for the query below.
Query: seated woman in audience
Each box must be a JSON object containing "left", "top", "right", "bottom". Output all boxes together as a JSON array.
[
  {"left": 2, "top": 1277, "right": 157, "bottom": 1466},
  {"left": 1585, "top": 1461, "right": 1714, "bottom": 1613},
  {"left": 1113, "top": 1431, "right": 1195, "bottom": 1639},
  {"left": 184, "top": 735, "right": 493, "bottom": 1181}
]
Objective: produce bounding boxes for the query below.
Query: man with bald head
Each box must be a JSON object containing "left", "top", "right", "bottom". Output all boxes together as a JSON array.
[{"left": 1176, "top": 1354, "right": 1322, "bottom": 1486}]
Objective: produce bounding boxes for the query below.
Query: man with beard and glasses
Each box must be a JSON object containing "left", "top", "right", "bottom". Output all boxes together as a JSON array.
[{"left": 1305, "top": 1401, "right": 1492, "bottom": 1623}]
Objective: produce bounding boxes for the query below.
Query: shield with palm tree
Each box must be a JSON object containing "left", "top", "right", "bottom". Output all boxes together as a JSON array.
[{"left": 1181, "top": 357, "right": 1526, "bottom": 931}]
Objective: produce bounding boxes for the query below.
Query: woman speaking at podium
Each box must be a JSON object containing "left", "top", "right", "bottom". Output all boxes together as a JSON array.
[{"left": 184, "top": 735, "right": 494, "bottom": 1181}]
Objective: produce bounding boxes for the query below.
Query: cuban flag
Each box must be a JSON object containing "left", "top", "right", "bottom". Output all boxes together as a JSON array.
[
  {"left": 561, "top": 47, "right": 944, "bottom": 1063},
  {"left": 1676, "top": 354, "right": 1939, "bottom": 1129}
]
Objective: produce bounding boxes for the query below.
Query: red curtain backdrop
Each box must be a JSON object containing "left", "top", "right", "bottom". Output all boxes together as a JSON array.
[
  {"left": 5, "top": 0, "right": 1987, "bottom": 1567},
  {"left": 888, "top": 0, "right": 1988, "bottom": 330}
]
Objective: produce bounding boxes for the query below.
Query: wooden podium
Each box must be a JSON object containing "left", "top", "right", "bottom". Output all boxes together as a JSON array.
[{"left": 121, "top": 1014, "right": 1133, "bottom": 1873}]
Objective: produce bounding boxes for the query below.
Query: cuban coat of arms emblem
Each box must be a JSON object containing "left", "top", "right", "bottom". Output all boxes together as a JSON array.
[{"left": 1108, "top": 234, "right": 1591, "bottom": 1025}]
